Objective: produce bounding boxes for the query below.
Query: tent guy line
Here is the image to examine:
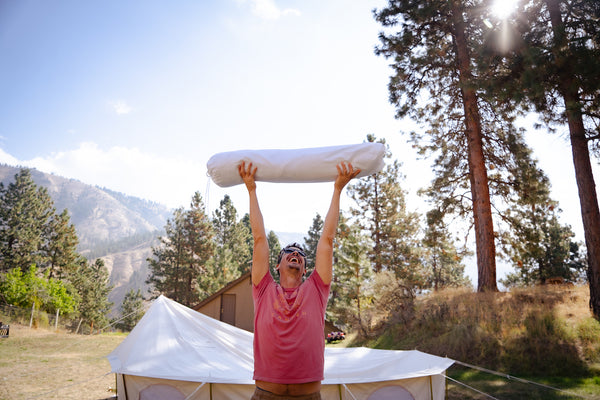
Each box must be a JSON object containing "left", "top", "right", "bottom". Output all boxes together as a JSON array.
[
  {"left": 444, "top": 375, "right": 500, "bottom": 400},
  {"left": 452, "top": 359, "right": 594, "bottom": 399}
]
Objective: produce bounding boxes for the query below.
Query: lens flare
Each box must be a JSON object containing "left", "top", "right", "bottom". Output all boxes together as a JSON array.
[{"left": 491, "top": 0, "right": 517, "bottom": 18}]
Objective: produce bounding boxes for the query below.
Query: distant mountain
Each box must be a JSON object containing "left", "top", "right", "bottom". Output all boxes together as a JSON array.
[
  {"left": 0, "top": 164, "right": 173, "bottom": 312},
  {"left": 0, "top": 165, "right": 172, "bottom": 249}
]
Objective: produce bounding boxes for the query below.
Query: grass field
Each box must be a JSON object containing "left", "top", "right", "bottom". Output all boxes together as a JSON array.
[{"left": 0, "top": 325, "right": 124, "bottom": 400}]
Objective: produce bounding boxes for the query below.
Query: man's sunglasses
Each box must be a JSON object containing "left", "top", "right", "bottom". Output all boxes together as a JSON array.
[{"left": 281, "top": 247, "right": 306, "bottom": 258}]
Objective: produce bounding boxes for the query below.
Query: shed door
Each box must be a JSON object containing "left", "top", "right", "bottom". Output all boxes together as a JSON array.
[{"left": 220, "top": 294, "right": 236, "bottom": 325}]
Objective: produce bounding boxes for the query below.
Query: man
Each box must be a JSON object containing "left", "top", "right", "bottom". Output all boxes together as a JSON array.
[{"left": 238, "top": 160, "right": 360, "bottom": 400}]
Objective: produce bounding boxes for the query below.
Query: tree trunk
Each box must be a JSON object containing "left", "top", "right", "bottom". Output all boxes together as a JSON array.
[
  {"left": 546, "top": 0, "right": 600, "bottom": 318},
  {"left": 450, "top": 0, "right": 498, "bottom": 291}
]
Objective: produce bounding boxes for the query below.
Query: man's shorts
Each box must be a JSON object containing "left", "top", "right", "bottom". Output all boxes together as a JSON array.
[{"left": 251, "top": 387, "right": 322, "bottom": 400}]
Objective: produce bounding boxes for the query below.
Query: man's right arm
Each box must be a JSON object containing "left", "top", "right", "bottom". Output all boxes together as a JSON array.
[{"left": 238, "top": 161, "right": 270, "bottom": 286}]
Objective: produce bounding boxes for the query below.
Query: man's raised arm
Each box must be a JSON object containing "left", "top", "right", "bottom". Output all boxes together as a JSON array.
[
  {"left": 315, "top": 162, "right": 361, "bottom": 285},
  {"left": 238, "top": 161, "right": 270, "bottom": 286}
]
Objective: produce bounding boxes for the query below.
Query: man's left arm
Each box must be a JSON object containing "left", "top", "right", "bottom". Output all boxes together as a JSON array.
[{"left": 314, "top": 162, "right": 360, "bottom": 285}]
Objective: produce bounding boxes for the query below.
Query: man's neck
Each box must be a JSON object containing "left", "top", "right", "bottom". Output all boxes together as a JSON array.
[{"left": 279, "top": 273, "right": 303, "bottom": 289}]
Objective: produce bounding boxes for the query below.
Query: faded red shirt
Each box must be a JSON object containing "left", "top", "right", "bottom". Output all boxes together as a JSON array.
[{"left": 252, "top": 271, "right": 330, "bottom": 383}]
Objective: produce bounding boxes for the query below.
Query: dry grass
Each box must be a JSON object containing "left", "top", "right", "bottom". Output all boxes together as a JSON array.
[
  {"left": 359, "top": 284, "right": 600, "bottom": 374},
  {"left": 0, "top": 324, "right": 125, "bottom": 400},
  {"left": 353, "top": 284, "right": 600, "bottom": 399}
]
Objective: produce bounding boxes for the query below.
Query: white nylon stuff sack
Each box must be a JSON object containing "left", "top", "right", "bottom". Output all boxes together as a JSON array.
[{"left": 206, "top": 142, "right": 386, "bottom": 188}]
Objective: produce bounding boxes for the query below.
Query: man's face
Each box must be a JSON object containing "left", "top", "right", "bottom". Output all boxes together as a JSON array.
[{"left": 277, "top": 247, "right": 306, "bottom": 276}]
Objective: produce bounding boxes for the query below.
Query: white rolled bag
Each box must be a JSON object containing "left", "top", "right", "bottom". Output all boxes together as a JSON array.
[{"left": 207, "top": 142, "right": 386, "bottom": 188}]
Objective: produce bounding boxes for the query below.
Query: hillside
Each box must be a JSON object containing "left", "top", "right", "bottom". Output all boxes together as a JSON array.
[
  {"left": 0, "top": 165, "right": 172, "bottom": 248},
  {"left": 354, "top": 284, "right": 600, "bottom": 379},
  {"left": 0, "top": 164, "right": 172, "bottom": 310}
]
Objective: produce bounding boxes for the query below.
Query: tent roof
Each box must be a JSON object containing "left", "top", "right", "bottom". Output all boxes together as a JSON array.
[{"left": 107, "top": 295, "right": 453, "bottom": 385}]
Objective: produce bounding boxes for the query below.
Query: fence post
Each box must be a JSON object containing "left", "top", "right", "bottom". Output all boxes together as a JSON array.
[
  {"left": 55, "top": 309, "right": 60, "bottom": 331},
  {"left": 29, "top": 303, "right": 35, "bottom": 328}
]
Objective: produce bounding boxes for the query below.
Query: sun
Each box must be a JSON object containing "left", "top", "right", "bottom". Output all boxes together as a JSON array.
[{"left": 491, "top": 0, "right": 518, "bottom": 18}]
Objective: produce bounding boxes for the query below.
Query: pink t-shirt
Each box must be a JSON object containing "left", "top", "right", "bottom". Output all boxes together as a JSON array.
[{"left": 252, "top": 271, "right": 330, "bottom": 383}]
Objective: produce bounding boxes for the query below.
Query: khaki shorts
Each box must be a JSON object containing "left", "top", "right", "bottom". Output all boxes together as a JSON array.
[{"left": 251, "top": 387, "right": 322, "bottom": 400}]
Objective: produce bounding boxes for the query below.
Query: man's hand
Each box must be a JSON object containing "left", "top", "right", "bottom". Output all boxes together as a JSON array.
[
  {"left": 334, "top": 162, "right": 361, "bottom": 191},
  {"left": 238, "top": 161, "right": 257, "bottom": 192}
]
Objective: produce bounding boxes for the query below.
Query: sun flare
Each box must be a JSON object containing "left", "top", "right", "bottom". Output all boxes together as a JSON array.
[{"left": 491, "top": 0, "right": 518, "bottom": 18}]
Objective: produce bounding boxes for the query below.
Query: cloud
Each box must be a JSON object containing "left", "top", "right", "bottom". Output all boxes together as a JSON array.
[
  {"left": 242, "top": 0, "right": 301, "bottom": 20},
  {"left": 0, "top": 147, "right": 20, "bottom": 166},
  {"left": 110, "top": 100, "right": 132, "bottom": 115},
  {"left": 11, "top": 143, "right": 205, "bottom": 209}
]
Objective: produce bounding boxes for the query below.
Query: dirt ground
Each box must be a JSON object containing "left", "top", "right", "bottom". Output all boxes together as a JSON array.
[{"left": 0, "top": 324, "right": 125, "bottom": 400}]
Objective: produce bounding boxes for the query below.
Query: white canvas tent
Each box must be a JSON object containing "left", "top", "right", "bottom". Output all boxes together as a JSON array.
[{"left": 108, "top": 295, "right": 454, "bottom": 400}]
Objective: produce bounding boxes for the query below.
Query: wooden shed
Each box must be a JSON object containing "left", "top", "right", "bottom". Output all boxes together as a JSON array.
[{"left": 194, "top": 271, "right": 254, "bottom": 332}]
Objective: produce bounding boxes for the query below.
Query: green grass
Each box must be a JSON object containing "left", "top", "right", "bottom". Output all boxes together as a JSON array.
[{"left": 446, "top": 366, "right": 600, "bottom": 399}]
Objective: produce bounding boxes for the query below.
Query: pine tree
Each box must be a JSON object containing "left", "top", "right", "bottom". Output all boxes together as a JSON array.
[
  {"left": 327, "top": 215, "right": 373, "bottom": 336},
  {"left": 147, "top": 192, "right": 215, "bottom": 307},
  {"left": 72, "top": 258, "right": 113, "bottom": 333},
  {"left": 212, "top": 195, "right": 252, "bottom": 275},
  {"left": 0, "top": 169, "right": 54, "bottom": 272},
  {"left": 479, "top": 0, "right": 600, "bottom": 316},
  {"left": 267, "top": 230, "right": 281, "bottom": 280},
  {"left": 498, "top": 143, "right": 585, "bottom": 286},
  {"left": 303, "top": 213, "right": 323, "bottom": 271},
  {"left": 44, "top": 209, "right": 80, "bottom": 280},
  {"left": 147, "top": 208, "right": 187, "bottom": 302},
  {"left": 375, "top": 1, "right": 498, "bottom": 291},
  {"left": 348, "top": 136, "right": 422, "bottom": 288},
  {"left": 117, "top": 289, "right": 145, "bottom": 332},
  {"left": 422, "top": 209, "right": 472, "bottom": 291}
]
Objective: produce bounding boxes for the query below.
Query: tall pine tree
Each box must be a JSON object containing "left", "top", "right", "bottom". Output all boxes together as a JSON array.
[
  {"left": 478, "top": 0, "right": 600, "bottom": 316},
  {"left": 375, "top": 1, "right": 498, "bottom": 290},
  {"left": 0, "top": 169, "right": 54, "bottom": 272},
  {"left": 72, "top": 258, "right": 113, "bottom": 333},
  {"left": 44, "top": 209, "right": 80, "bottom": 280},
  {"left": 303, "top": 213, "right": 323, "bottom": 272},
  {"left": 212, "top": 195, "right": 252, "bottom": 275},
  {"left": 422, "top": 209, "right": 472, "bottom": 291},
  {"left": 147, "top": 192, "right": 215, "bottom": 307},
  {"left": 348, "top": 136, "right": 422, "bottom": 285}
]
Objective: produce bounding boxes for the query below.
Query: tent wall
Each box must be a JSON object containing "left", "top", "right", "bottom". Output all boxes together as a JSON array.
[
  {"left": 338, "top": 375, "right": 447, "bottom": 400},
  {"left": 116, "top": 374, "right": 255, "bottom": 400},
  {"left": 116, "top": 374, "right": 447, "bottom": 400}
]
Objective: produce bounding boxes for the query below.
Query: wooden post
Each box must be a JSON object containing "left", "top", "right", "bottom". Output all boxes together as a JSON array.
[
  {"left": 29, "top": 303, "right": 35, "bottom": 328},
  {"left": 55, "top": 309, "right": 60, "bottom": 331}
]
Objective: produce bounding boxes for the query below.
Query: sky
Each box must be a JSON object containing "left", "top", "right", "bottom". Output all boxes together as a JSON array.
[{"left": 0, "top": 0, "right": 596, "bottom": 284}]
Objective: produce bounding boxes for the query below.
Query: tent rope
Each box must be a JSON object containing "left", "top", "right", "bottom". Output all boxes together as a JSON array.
[
  {"left": 341, "top": 384, "right": 359, "bottom": 400},
  {"left": 445, "top": 375, "right": 500, "bottom": 400},
  {"left": 452, "top": 359, "right": 593, "bottom": 399},
  {"left": 25, "top": 372, "right": 112, "bottom": 400},
  {"left": 96, "top": 302, "right": 151, "bottom": 333},
  {"left": 184, "top": 382, "right": 206, "bottom": 400}
]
